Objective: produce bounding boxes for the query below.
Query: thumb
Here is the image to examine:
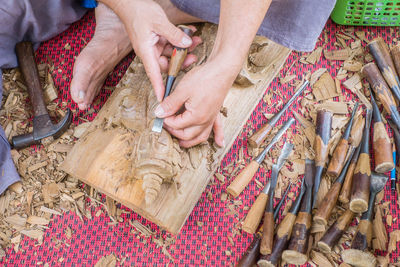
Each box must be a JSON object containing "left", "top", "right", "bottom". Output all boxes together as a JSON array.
[
  {"left": 154, "top": 89, "right": 187, "bottom": 118},
  {"left": 156, "top": 22, "right": 192, "bottom": 48}
]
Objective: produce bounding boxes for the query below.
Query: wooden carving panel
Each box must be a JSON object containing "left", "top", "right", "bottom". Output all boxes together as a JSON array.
[{"left": 62, "top": 24, "right": 291, "bottom": 234}]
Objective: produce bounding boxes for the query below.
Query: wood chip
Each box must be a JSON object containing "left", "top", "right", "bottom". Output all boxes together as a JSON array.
[
  {"left": 20, "top": 229, "right": 44, "bottom": 240},
  {"left": 343, "top": 74, "right": 372, "bottom": 109},
  {"left": 388, "top": 230, "right": 400, "bottom": 254},
  {"left": 27, "top": 216, "right": 50, "bottom": 225},
  {"left": 94, "top": 253, "right": 117, "bottom": 267},
  {"left": 5, "top": 214, "right": 26, "bottom": 227},
  {"left": 312, "top": 72, "right": 338, "bottom": 101},
  {"left": 306, "top": 47, "right": 323, "bottom": 64},
  {"left": 343, "top": 60, "right": 363, "bottom": 72},
  {"left": 40, "top": 206, "right": 62, "bottom": 216},
  {"left": 315, "top": 101, "right": 348, "bottom": 114},
  {"left": 324, "top": 49, "right": 350, "bottom": 61},
  {"left": 311, "top": 250, "right": 333, "bottom": 267}
]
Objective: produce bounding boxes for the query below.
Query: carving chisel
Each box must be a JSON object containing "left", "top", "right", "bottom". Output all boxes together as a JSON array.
[
  {"left": 152, "top": 25, "right": 193, "bottom": 133},
  {"left": 260, "top": 142, "right": 294, "bottom": 255},
  {"left": 248, "top": 80, "right": 308, "bottom": 147},
  {"left": 227, "top": 117, "right": 295, "bottom": 197}
]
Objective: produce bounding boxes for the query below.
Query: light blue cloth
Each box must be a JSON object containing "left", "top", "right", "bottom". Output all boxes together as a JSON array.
[{"left": 0, "top": 0, "right": 86, "bottom": 194}]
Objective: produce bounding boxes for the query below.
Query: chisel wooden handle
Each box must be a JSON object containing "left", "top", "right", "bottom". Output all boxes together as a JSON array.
[
  {"left": 371, "top": 91, "right": 394, "bottom": 173},
  {"left": 368, "top": 38, "right": 400, "bottom": 101},
  {"left": 352, "top": 219, "right": 372, "bottom": 251},
  {"left": 168, "top": 25, "right": 193, "bottom": 78},
  {"left": 313, "top": 109, "right": 332, "bottom": 208},
  {"left": 327, "top": 139, "right": 349, "bottom": 177},
  {"left": 257, "top": 212, "right": 297, "bottom": 266},
  {"left": 242, "top": 192, "right": 268, "bottom": 234},
  {"left": 350, "top": 114, "right": 365, "bottom": 147},
  {"left": 236, "top": 231, "right": 262, "bottom": 267},
  {"left": 317, "top": 209, "right": 354, "bottom": 253},
  {"left": 373, "top": 121, "right": 393, "bottom": 173},
  {"left": 327, "top": 103, "right": 359, "bottom": 177},
  {"left": 227, "top": 161, "right": 259, "bottom": 197},
  {"left": 391, "top": 44, "right": 400, "bottom": 77},
  {"left": 313, "top": 181, "right": 341, "bottom": 226},
  {"left": 362, "top": 63, "right": 400, "bottom": 130},
  {"left": 339, "top": 145, "right": 361, "bottom": 204},
  {"left": 248, "top": 124, "right": 273, "bottom": 148},
  {"left": 281, "top": 212, "right": 311, "bottom": 265},
  {"left": 260, "top": 212, "right": 274, "bottom": 255},
  {"left": 350, "top": 110, "right": 372, "bottom": 213}
]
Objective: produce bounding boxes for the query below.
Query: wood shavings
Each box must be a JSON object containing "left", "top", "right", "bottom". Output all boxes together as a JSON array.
[
  {"left": 310, "top": 250, "right": 333, "bottom": 267},
  {"left": 315, "top": 101, "right": 348, "bottom": 114},
  {"left": 388, "top": 229, "right": 400, "bottom": 253},
  {"left": 343, "top": 74, "right": 372, "bottom": 109},
  {"left": 324, "top": 49, "right": 350, "bottom": 61},
  {"left": 343, "top": 60, "right": 363, "bottom": 72},
  {"left": 27, "top": 216, "right": 50, "bottom": 225},
  {"left": 94, "top": 253, "right": 117, "bottom": 267},
  {"left": 373, "top": 205, "right": 388, "bottom": 251},
  {"left": 129, "top": 220, "right": 155, "bottom": 238},
  {"left": 20, "top": 229, "right": 44, "bottom": 241},
  {"left": 310, "top": 68, "right": 327, "bottom": 86},
  {"left": 5, "top": 214, "right": 26, "bottom": 228},
  {"left": 306, "top": 47, "right": 323, "bottom": 64},
  {"left": 312, "top": 72, "right": 338, "bottom": 101}
]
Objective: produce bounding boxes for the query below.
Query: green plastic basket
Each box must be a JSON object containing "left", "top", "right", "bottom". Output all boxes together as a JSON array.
[{"left": 331, "top": 0, "right": 400, "bottom": 26}]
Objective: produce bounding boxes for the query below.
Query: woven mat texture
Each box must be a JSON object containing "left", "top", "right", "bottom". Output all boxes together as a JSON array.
[{"left": 2, "top": 10, "right": 400, "bottom": 266}]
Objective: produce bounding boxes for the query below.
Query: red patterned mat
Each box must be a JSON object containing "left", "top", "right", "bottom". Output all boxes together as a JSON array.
[{"left": 2, "top": 10, "right": 400, "bottom": 266}]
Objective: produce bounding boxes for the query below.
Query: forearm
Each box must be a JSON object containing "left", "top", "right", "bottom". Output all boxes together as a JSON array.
[{"left": 209, "top": 0, "right": 272, "bottom": 80}]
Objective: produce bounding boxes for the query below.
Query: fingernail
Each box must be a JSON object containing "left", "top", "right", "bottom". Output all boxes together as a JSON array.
[
  {"left": 181, "top": 36, "right": 192, "bottom": 47},
  {"left": 155, "top": 105, "right": 165, "bottom": 117},
  {"left": 78, "top": 90, "right": 85, "bottom": 100}
]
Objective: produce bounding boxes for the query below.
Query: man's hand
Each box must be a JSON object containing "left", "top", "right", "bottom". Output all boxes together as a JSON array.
[
  {"left": 154, "top": 61, "right": 235, "bottom": 148},
  {"left": 101, "top": 0, "right": 201, "bottom": 101}
]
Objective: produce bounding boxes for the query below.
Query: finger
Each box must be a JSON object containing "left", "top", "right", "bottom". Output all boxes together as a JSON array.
[
  {"left": 164, "top": 124, "right": 203, "bottom": 141},
  {"left": 154, "top": 88, "right": 188, "bottom": 118},
  {"left": 155, "top": 21, "right": 192, "bottom": 48},
  {"left": 163, "top": 109, "right": 196, "bottom": 129},
  {"left": 213, "top": 115, "right": 225, "bottom": 147},
  {"left": 137, "top": 44, "right": 165, "bottom": 101},
  {"left": 159, "top": 56, "right": 169, "bottom": 73},
  {"left": 181, "top": 54, "right": 198, "bottom": 69},
  {"left": 179, "top": 127, "right": 212, "bottom": 148},
  {"left": 161, "top": 36, "right": 202, "bottom": 57}
]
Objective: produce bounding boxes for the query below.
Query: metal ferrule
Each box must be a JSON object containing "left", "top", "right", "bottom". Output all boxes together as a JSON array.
[{"left": 261, "top": 182, "right": 271, "bottom": 194}]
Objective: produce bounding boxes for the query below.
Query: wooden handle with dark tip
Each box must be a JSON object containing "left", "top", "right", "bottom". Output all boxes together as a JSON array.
[
  {"left": 350, "top": 115, "right": 365, "bottom": 147},
  {"left": 313, "top": 182, "right": 342, "bottom": 226},
  {"left": 362, "top": 63, "right": 400, "bottom": 129},
  {"left": 236, "top": 232, "right": 262, "bottom": 267},
  {"left": 339, "top": 146, "right": 361, "bottom": 204},
  {"left": 168, "top": 26, "right": 193, "bottom": 77},
  {"left": 260, "top": 212, "right": 274, "bottom": 255},
  {"left": 282, "top": 211, "right": 311, "bottom": 265},
  {"left": 391, "top": 44, "right": 400, "bottom": 77},
  {"left": 248, "top": 123, "right": 273, "bottom": 148},
  {"left": 350, "top": 153, "right": 371, "bottom": 213},
  {"left": 368, "top": 38, "right": 400, "bottom": 101},
  {"left": 317, "top": 209, "right": 354, "bottom": 253},
  {"left": 227, "top": 161, "right": 259, "bottom": 197},
  {"left": 258, "top": 212, "right": 297, "bottom": 266},
  {"left": 327, "top": 139, "right": 349, "bottom": 177},
  {"left": 351, "top": 219, "right": 372, "bottom": 251},
  {"left": 373, "top": 121, "right": 394, "bottom": 173},
  {"left": 243, "top": 192, "right": 268, "bottom": 234},
  {"left": 15, "top": 42, "right": 48, "bottom": 117},
  {"left": 350, "top": 110, "right": 372, "bottom": 213}
]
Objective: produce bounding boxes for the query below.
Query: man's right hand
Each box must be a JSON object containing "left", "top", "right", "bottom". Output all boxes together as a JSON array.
[{"left": 99, "top": 0, "right": 201, "bottom": 101}]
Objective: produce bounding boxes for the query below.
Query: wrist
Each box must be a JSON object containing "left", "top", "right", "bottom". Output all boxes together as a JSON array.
[{"left": 206, "top": 53, "right": 243, "bottom": 84}]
